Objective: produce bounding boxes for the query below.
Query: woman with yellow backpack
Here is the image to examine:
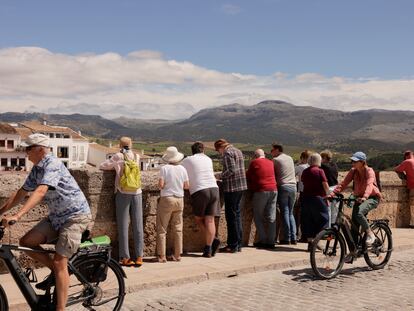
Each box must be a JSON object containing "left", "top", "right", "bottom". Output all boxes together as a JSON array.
[{"left": 100, "top": 137, "right": 144, "bottom": 267}]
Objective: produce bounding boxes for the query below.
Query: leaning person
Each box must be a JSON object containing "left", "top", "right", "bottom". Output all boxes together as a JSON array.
[
  {"left": 0, "top": 133, "right": 92, "bottom": 311},
  {"left": 157, "top": 146, "right": 189, "bottom": 262},
  {"left": 394, "top": 150, "right": 414, "bottom": 228},
  {"left": 182, "top": 142, "right": 221, "bottom": 258},
  {"left": 215, "top": 139, "right": 247, "bottom": 253},
  {"left": 300, "top": 153, "right": 330, "bottom": 251},
  {"left": 320, "top": 149, "right": 339, "bottom": 225},
  {"left": 100, "top": 136, "right": 144, "bottom": 267},
  {"left": 246, "top": 149, "right": 278, "bottom": 249}
]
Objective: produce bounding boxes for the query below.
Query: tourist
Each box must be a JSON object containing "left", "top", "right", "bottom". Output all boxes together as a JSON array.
[
  {"left": 100, "top": 137, "right": 144, "bottom": 267},
  {"left": 156, "top": 146, "right": 189, "bottom": 262},
  {"left": 320, "top": 149, "right": 339, "bottom": 225},
  {"left": 246, "top": 149, "right": 277, "bottom": 249},
  {"left": 394, "top": 150, "right": 414, "bottom": 228},
  {"left": 182, "top": 142, "right": 221, "bottom": 258},
  {"left": 271, "top": 144, "right": 297, "bottom": 245},
  {"left": 214, "top": 139, "right": 247, "bottom": 253},
  {"left": 294, "top": 150, "right": 310, "bottom": 241},
  {"left": 300, "top": 153, "right": 330, "bottom": 251}
]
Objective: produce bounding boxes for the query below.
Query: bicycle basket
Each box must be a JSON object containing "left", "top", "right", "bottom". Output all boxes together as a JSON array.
[{"left": 78, "top": 260, "right": 108, "bottom": 283}]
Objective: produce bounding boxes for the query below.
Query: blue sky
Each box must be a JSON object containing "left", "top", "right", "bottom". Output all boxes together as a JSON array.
[{"left": 0, "top": 0, "right": 413, "bottom": 118}]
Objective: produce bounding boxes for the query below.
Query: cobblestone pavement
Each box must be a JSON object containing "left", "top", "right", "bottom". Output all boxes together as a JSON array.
[{"left": 123, "top": 248, "right": 414, "bottom": 311}]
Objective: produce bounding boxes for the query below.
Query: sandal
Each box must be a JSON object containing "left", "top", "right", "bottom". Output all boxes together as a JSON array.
[
  {"left": 135, "top": 256, "right": 143, "bottom": 267},
  {"left": 119, "top": 258, "right": 135, "bottom": 267},
  {"left": 167, "top": 255, "right": 181, "bottom": 262},
  {"left": 157, "top": 256, "right": 167, "bottom": 263}
]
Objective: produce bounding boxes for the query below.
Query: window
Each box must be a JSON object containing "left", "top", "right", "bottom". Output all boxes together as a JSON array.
[
  {"left": 72, "top": 146, "right": 77, "bottom": 161},
  {"left": 10, "top": 158, "right": 17, "bottom": 167},
  {"left": 79, "top": 146, "right": 85, "bottom": 161},
  {"left": 63, "top": 134, "right": 70, "bottom": 138},
  {"left": 55, "top": 133, "right": 62, "bottom": 138},
  {"left": 19, "top": 158, "right": 26, "bottom": 167},
  {"left": 7, "top": 140, "right": 14, "bottom": 149},
  {"left": 57, "top": 146, "right": 69, "bottom": 158},
  {"left": 1, "top": 158, "right": 7, "bottom": 167},
  {"left": 49, "top": 133, "right": 54, "bottom": 138},
  {"left": 0, "top": 140, "right": 5, "bottom": 148}
]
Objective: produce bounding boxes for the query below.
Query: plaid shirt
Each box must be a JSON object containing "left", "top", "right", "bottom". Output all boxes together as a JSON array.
[{"left": 221, "top": 145, "right": 247, "bottom": 192}]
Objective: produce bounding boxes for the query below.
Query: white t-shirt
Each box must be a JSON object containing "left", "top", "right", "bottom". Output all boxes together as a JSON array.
[
  {"left": 295, "top": 163, "right": 310, "bottom": 192},
  {"left": 159, "top": 164, "right": 189, "bottom": 197},
  {"left": 182, "top": 153, "right": 218, "bottom": 195}
]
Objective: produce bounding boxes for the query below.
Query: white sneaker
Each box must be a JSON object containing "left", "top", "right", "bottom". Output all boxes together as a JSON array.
[{"left": 366, "top": 234, "right": 376, "bottom": 246}]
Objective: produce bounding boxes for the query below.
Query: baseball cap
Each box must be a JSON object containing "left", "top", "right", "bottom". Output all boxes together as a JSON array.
[
  {"left": 20, "top": 133, "right": 50, "bottom": 148},
  {"left": 350, "top": 151, "right": 367, "bottom": 162}
]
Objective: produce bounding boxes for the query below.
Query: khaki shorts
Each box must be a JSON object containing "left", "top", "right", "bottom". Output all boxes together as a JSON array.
[{"left": 32, "top": 214, "right": 92, "bottom": 258}]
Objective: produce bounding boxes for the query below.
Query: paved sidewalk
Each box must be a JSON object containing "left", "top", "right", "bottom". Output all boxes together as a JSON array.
[{"left": 2, "top": 228, "right": 413, "bottom": 310}]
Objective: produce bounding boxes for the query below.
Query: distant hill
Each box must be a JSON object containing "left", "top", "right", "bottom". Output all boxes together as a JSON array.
[{"left": 1, "top": 101, "right": 414, "bottom": 152}]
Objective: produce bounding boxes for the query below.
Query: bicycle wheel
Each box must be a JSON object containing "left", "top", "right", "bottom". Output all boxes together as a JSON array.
[
  {"left": 310, "top": 228, "right": 346, "bottom": 279},
  {"left": 0, "top": 285, "right": 8, "bottom": 311},
  {"left": 65, "top": 257, "right": 125, "bottom": 311},
  {"left": 364, "top": 222, "right": 393, "bottom": 269}
]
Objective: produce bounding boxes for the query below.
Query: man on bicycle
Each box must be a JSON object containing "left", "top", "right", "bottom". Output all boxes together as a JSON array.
[
  {"left": 0, "top": 133, "right": 92, "bottom": 311},
  {"left": 330, "top": 152, "right": 381, "bottom": 255}
]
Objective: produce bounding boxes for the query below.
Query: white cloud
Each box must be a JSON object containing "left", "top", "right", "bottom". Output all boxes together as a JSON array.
[{"left": 0, "top": 47, "right": 413, "bottom": 119}]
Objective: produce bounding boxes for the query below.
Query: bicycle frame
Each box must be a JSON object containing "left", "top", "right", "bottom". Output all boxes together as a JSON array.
[{"left": 0, "top": 244, "right": 55, "bottom": 309}]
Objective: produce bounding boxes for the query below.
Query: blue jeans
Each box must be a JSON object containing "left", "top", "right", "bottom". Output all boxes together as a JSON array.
[
  {"left": 277, "top": 184, "right": 297, "bottom": 242},
  {"left": 252, "top": 191, "right": 278, "bottom": 245},
  {"left": 224, "top": 191, "right": 244, "bottom": 249}
]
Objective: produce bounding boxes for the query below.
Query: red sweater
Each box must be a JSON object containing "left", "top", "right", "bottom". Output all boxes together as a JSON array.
[{"left": 246, "top": 158, "right": 277, "bottom": 192}]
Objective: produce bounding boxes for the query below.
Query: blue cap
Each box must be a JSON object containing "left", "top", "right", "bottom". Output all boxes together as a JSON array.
[{"left": 350, "top": 151, "right": 367, "bottom": 162}]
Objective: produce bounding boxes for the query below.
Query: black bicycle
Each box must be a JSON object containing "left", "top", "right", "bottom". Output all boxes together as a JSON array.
[
  {"left": 310, "top": 194, "right": 393, "bottom": 279},
  {"left": 0, "top": 222, "right": 126, "bottom": 311}
]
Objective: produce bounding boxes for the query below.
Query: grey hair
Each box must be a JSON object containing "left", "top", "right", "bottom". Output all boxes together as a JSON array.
[
  {"left": 254, "top": 149, "right": 265, "bottom": 158},
  {"left": 308, "top": 153, "right": 322, "bottom": 167}
]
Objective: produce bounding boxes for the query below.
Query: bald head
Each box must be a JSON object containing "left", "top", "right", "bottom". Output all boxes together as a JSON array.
[{"left": 255, "top": 149, "right": 265, "bottom": 158}]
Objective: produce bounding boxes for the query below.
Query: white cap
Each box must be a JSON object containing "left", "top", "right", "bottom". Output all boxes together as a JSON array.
[{"left": 20, "top": 133, "right": 50, "bottom": 148}]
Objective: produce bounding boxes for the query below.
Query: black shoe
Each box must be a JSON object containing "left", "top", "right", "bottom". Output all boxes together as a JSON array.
[
  {"left": 264, "top": 243, "right": 276, "bottom": 250},
  {"left": 253, "top": 242, "right": 266, "bottom": 248},
  {"left": 237, "top": 247, "right": 242, "bottom": 252},
  {"left": 202, "top": 245, "right": 212, "bottom": 258},
  {"left": 35, "top": 273, "right": 55, "bottom": 291},
  {"left": 290, "top": 240, "right": 298, "bottom": 245},
  {"left": 279, "top": 240, "right": 290, "bottom": 245},
  {"left": 211, "top": 238, "right": 220, "bottom": 257},
  {"left": 219, "top": 246, "right": 237, "bottom": 253}
]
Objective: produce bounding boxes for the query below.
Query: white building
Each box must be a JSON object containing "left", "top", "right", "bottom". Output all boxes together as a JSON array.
[
  {"left": 0, "top": 121, "right": 89, "bottom": 170},
  {"left": 88, "top": 143, "right": 160, "bottom": 171},
  {"left": 0, "top": 123, "right": 29, "bottom": 171}
]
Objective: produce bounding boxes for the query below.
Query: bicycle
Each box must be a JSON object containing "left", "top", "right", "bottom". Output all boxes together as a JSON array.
[
  {"left": 0, "top": 221, "right": 126, "bottom": 311},
  {"left": 309, "top": 193, "right": 393, "bottom": 279}
]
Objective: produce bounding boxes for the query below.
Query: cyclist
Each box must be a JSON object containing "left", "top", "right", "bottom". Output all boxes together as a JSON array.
[
  {"left": 0, "top": 133, "right": 92, "bottom": 311},
  {"left": 329, "top": 152, "right": 381, "bottom": 259}
]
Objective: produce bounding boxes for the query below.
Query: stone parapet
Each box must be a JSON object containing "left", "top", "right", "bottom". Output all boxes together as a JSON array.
[{"left": 0, "top": 169, "right": 411, "bottom": 270}]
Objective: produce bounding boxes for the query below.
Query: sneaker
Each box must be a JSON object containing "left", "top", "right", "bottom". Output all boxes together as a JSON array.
[
  {"left": 35, "top": 273, "right": 55, "bottom": 291},
  {"left": 366, "top": 234, "right": 377, "bottom": 246},
  {"left": 134, "top": 257, "right": 143, "bottom": 267},
  {"left": 219, "top": 246, "right": 237, "bottom": 253},
  {"left": 344, "top": 253, "right": 355, "bottom": 264},
  {"left": 211, "top": 238, "right": 220, "bottom": 257}
]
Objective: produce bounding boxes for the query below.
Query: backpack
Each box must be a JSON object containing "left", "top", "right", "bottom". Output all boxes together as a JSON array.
[{"left": 120, "top": 152, "right": 141, "bottom": 192}]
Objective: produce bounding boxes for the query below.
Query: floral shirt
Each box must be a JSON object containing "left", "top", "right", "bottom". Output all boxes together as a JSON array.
[{"left": 23, "top": 154, "right": 91, "bottom": 230}]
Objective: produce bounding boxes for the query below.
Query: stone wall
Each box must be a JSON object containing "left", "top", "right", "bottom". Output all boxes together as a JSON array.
[{"left": 0, "top": 169, "right": 411, "bottom": 268}]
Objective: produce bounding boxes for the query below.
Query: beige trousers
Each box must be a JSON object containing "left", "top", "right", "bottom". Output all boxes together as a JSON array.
[
  {"left": 156, "top": 196, "right": 184, "bottom": 257},
  {"left": 410, "top": 189, "right": 414, "bottom": 226}
]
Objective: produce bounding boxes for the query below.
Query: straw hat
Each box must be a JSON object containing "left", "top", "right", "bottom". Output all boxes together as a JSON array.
[{"left": 162, "top": 146, "right": 184, "bottom": 164}]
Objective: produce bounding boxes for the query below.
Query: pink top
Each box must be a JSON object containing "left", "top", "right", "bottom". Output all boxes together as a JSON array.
[
  {"left": 99, "top": 150, "right": 142, "bottom": 194},
  {"left": 334, "top": 167, "right": 381, "bottom": 199},
  {"left": 395, "top": 158, "right": 414, "bottom": 189}
]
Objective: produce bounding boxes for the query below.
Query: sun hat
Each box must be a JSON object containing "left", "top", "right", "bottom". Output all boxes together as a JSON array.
[
  {"left": 350, "top": 151, "right": 367, "bottom": 162},
  {"left": 20, "top": 133, "right": 50, "bottom": 148},
  {"left": 162, "top": 146, "right": 184, "bottom": 164}
]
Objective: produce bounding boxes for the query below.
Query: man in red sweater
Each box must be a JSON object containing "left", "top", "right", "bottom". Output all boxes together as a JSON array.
[
  {"left": 395, "top": 150, "right": 414, "bottom": 228},
  {"left": 246, "top": 149, "right": 278, "bottom": 249}
]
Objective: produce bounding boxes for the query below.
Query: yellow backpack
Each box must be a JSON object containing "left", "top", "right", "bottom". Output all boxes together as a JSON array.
[{"left": 120, "top": 152, "right": 141, "bottom": 191}]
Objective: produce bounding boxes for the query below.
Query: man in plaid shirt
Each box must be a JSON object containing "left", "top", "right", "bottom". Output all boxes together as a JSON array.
[{"left": 215, "top": 139, "right": 247, "bottom": 252}]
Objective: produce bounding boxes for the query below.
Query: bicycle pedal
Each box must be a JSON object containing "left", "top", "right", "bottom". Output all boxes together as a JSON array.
[{"left": 25, "top": 267, "right": 38, "bottom": 283}]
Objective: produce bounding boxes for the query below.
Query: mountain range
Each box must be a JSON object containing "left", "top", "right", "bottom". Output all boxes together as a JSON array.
[{"left": 1, "top": 101, "right": 414, "bottom": 151}]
